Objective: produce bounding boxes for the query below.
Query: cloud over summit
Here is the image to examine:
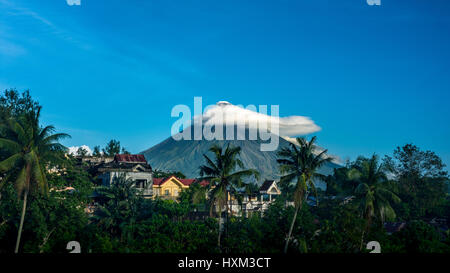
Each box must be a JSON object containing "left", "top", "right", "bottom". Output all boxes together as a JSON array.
[{"left": 194, "top": 101, "right": 321, "bottom": 137}]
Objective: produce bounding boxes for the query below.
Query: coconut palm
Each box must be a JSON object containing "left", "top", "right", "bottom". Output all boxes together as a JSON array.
[
  {"left": 277, "top": 136, "right": 331, "bottom": 253},
  {"left": 93, "top": 175, "right": 140, "bottom": 241},
  {"left": 350, "top": 154, "right": 401, "bottom": 249},
  {"left": 199, "top": 144, "right": 259, "bottom": 251},
  {"left": 0, "top": 108, "right": 69, "bottom": 253}
]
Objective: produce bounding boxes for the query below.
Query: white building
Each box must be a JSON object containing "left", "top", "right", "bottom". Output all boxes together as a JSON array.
[
  {"left": 97, "top": 154, "right": 153, "bottom": 198},
  {"left": 228, "top": 180, "right": 282, "bottom": 217}
]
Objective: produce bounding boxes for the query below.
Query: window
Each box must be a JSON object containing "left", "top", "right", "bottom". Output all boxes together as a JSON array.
[
  {"left": 174, "top": 189, "right": 178, "bottom": 196},
  {"left": 165, "top": 189, "right": 170, "bottom": 196},
  {"left": 135, "top": 180, "right": 146, "bottom": 189}
]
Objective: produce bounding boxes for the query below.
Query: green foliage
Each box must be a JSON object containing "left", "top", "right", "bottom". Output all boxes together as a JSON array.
[
  {"left": 153, "top": 169, "right": 186, "bottom": 179},
  {"left": 178, "top": 182, "right": 207, "bottom": 211},
  {"left": 311, "top": 199, "right": 366, "bottom": 253},
  {"left": 385, "top": 143, "right": 448, "bottom": 179},
  {"left": 0, "top": 181, "right": 89, "bottom": 253},
  {"left": 381, "top": 221, "right": 450, "bottom": 253},
  {"left": 76, "top": 147, "right": 88, "bottom": 157},
  {"left": 92, "top": 145, "right": 101, "bottom": 157},
  {"left": 0, "top": 89, "right": 40, "bottom": 122},
  {"left": 351, "top": 155, "right": 401, "bottom": 225},
  {"left": 382, "top": 144, "right": 449, "bottom": 221},
  {"left": 102, "top": 139, "right": 122, "bottom": 157},
  {"left": 221, "top": 197, "right": 316, "bottom": 253},
  {"left": 47, "top": 159, "right": 94, "bottom": 203},
  {"left": 92, "top": 175, "right": 141, "bottom": 239},
  {"left": 129, "top": 215, "right": 217, "bottom": 253}
]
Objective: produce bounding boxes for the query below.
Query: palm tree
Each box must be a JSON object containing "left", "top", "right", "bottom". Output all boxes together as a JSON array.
[
  {"left": 349, "top": 154, "right": 401, "bottom": 249},
  {"left": 93, "top": 175, "right": 141, "bottom": 242},
  {"left": 0, "top": 109, "right": 69, "bottom": 253},
  {"left": 199, "top": 144, "right": 259, "bottom": 251},
  {"left": 277, "top": 136, "right": 331, "bottom": 253}
]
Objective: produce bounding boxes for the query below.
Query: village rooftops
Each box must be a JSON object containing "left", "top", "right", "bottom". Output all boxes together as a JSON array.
[{"left": 97, "top": 154, "right": 152, "bottom": 172}]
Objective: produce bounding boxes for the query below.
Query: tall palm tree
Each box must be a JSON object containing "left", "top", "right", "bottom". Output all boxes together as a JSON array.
[
  {"left": 199, "top": 144, "right": 259, "bottom": 251},
  {"left": 277, "top": 136, "right": 331, "bottom": 253},
  {"left": 0, "top": 109, "right": 69, "bottom": 253},
  {"left": 350, "top": 154, "right": 400, "bottom": 249}
]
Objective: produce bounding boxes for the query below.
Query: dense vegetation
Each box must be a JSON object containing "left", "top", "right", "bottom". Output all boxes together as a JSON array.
[{"left": 0, "top": 89, "right": 449, "bottom": 253}]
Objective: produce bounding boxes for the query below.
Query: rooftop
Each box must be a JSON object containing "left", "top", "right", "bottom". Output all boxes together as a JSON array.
[
  {"left": 153, "top": 176, "right": 209, "bottom": 187},
  {"left": 114, "top": 154, "right": 147, "bottom": 163}
]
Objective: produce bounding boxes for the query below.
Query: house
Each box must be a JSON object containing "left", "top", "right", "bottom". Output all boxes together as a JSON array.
[
  {"left": 152, "top": 176, "right": 209, "bottom": 200},
  {"left": 259, "top": 180, "right": 281, "bottom": 202},
  {"left": 228, "top": 180, "right": 281, "bottom": 217},
  {"left": 97, "top": 154, "right": 153, "bottom": 198},
  {"left": 153, "top": 176, "right": 192, "bottom": 200}
]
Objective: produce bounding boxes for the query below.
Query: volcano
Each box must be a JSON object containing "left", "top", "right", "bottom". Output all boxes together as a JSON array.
[
  {"left": 140, "top": 130, "right": 340, "bottom": 190},
  {"left": 140, "top": 101, "right": 341, "bottom": 189}
]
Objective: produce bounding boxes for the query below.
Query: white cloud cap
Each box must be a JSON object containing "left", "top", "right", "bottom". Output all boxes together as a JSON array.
[{"left": 194, "top": 101, "right": 321, "bottom": 136}]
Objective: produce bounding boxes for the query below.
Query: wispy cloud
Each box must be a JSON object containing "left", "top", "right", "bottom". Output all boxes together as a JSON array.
[
  {"left": 0, "top": 38, "right": 26, "bottom": 57},
  {"left": 2, "top": 2, "right": 54, "bottom": 27},
  {"left": 0, "top": 0, "right": 91, "bottom": 51}
]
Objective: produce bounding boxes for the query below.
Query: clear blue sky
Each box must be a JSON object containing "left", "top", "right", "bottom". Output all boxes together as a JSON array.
[{"left": 1, "top": 0, "right": 449, "bottom": 168}]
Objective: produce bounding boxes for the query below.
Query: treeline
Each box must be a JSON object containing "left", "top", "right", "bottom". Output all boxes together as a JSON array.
[
  {"left": 0, "top": 89, "right": 449, "bottom": 253},
  {"left": 74, "top": 139, "right": 129, "bottom": 157}
]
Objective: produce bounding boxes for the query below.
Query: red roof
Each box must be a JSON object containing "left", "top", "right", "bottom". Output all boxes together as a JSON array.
[
  {"left": 153, "top": 176, "right": 209, "bottom": 187},
  {"left": 180, "top": 178, "right": 196, "bottom": 186},
  {"left": 197, "top": 180, "right": 210, "bottom": 187},
  {"left": 153, "top": 178, "right": 164, "bottom": 186},
  {"left": 114, "top": 154, "right": 147, "bottom": 163}
]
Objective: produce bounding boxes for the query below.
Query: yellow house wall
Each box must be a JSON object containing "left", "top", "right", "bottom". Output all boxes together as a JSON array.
[{"left": 153, "top": 178, "right": 188, "bottom": 199}]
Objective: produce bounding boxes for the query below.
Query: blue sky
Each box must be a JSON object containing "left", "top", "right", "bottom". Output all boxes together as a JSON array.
[{"left": 1, "top": 0, "right": 449, "bottom": 169}]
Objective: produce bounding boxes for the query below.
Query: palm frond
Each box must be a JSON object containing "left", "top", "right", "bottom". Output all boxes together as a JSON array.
[
  {"left": 0, "top": 138, "right": 21, "bottom": 153},
  {"left": 0, "top": 153, "right": 21, "bottom": 172}
]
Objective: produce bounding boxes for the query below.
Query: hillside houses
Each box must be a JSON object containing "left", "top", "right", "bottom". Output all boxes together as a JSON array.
[
  {"left": 88, "top": 154, "right": 284, "bottom": 216},
  {"left": 228, "top": 180, "right": 282, "bottom": 217}
]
